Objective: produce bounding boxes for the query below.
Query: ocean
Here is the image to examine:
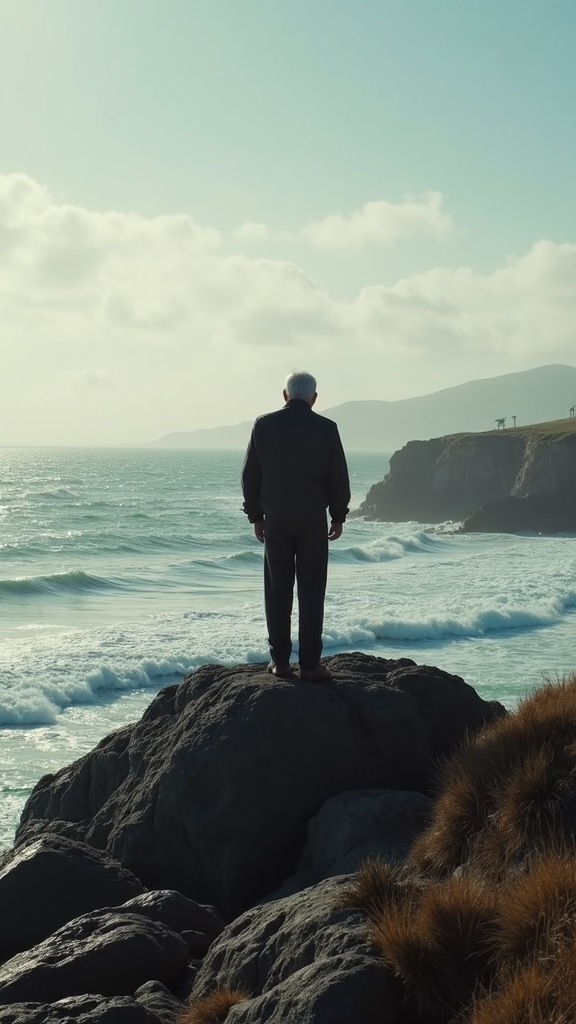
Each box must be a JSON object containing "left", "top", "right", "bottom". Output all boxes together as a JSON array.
[{"left": 1, "top": 446, "right": 575, "bottom": 851}]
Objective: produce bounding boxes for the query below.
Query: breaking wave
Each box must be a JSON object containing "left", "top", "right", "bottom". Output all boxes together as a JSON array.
[{"left": 0, "top": 570, "right": 118, "bottom": 597}]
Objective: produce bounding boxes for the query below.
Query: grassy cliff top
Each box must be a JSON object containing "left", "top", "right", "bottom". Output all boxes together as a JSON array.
[{"left": 447, "top": 417, "right": 576, "bottom": 442}]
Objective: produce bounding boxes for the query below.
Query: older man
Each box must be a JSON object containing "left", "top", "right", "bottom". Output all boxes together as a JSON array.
[{"left": 241, "top": 370, "right": 350, "bottom": 681}]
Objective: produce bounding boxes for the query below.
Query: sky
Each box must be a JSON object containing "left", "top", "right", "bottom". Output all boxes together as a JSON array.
[{"left": 1, "top": 0, "right": 575, "bottom": 445}]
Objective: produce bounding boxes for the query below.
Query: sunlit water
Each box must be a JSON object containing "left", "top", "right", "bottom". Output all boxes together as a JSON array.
[{"left": 1, "top": 447, "right": 575, "bottom": 849}]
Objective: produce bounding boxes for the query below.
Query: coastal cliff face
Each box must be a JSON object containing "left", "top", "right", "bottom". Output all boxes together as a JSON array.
[{"left": 356, "top": 427, "right": 576, "bottom": 529}]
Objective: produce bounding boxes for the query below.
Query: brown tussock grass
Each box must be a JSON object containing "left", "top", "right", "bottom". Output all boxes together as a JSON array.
[
  {"left": 467, "top": 956, "right": 576, "bottom": 1024},
  {"left": 369, "top": 874, "right": 499, "bottom": 1021},
  {"left": 177, "top": 988, "right": 251, "bottom": 1024},
  {"left": 410, "top": 674, "right": 576, "bottom": 880},
  {"left": 337, "top": 857, "right": 420, "bottom": 917},
  {"left": 497, "top": 852, "right": 576, "bottom": 962},
  {"left": 468, "top": 964, "right": 561, "bottom": 1024}
]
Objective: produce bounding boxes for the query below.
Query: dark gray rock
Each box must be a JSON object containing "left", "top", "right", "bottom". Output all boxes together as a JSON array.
[
  {"left": 356, "top": 433, "right": 526, "bottom": 522},
  {"left": 0, "top": 910, "right": 189, "bottom": 1006},
  {"left": 0, "top": 995, "right": 164, "bottom": 1023},
  {"left": 461, "top": 490, "right": 575, "bottom": 534},
  {"left": 302, "top": 788, "right": 432, "bottom": 878},
  {"left": 118, "top": 889, "right": 224, "bottom": 942},
  {"left": 267, "top": 788, "right": 432, "bottom": 901},
  {"left": 135, "top": 980, "right": 184, "bottom": 1024},
  {"left": 356, "top": 429, "right": 576, "bottom": 527},
  {"left": 186, "top": 876, "right": 404, "bottom": 1024},
  {"left": 0, "top": 835, "right": 146, "bottom": 963},
  {"left": 17, "top": 653, "right": 502, "bottom": 920}
]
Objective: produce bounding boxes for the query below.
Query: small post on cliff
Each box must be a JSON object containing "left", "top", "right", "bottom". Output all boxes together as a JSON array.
[
  {"left": 570, "top": 405, "right": 575, "bottom": 419},
  {"left": 512, "top": 415, "right": 517, "bottom": 427}
]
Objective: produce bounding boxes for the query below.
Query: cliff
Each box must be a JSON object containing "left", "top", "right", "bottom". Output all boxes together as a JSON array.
[{"left": 356, "top": 419, "right": 576, "bottom": 531}]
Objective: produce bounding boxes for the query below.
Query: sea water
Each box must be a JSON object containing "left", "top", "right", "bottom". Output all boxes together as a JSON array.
[{"left": 1, "top": 446, "right": 575, "bottom": 850}]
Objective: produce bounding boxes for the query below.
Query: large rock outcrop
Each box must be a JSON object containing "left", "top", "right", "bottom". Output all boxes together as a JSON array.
[
  {"left": 356, "top": 425, "right": 576, "bottom": 530},
  {"left": 0, "top": 835, "right": 145, "bottom": 962},
  {"left": 16, "top": 653, "right": 502, "bottom": 920},
  {"left": 187, "top": 875, "right": 404, "bottom": 1024}
]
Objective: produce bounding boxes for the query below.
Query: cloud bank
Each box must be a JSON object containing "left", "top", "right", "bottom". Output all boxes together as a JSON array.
[
  {"left": 1, "top": 173, "right": 575, "bottom": 444},
  {"left": 302, "top": 192, "right": 454, "bottom": 249}
]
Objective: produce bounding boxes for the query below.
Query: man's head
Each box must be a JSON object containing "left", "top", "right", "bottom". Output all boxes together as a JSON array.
[{"left": 283, "top": 370, "right": 317, "bottom": 406}]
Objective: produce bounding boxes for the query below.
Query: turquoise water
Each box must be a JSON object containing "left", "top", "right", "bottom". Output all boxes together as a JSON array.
[{"left": 1, "top": 446, "right": 575, "bottom": 848}]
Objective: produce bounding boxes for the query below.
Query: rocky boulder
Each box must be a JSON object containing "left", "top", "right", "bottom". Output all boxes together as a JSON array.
[
  {"left": 461, "top": 490, "right": 575, "bottom": 533},
  {"left": 0, "top": 835, "right": 145, "bottom": 963},
  {"left": 16, "top": 653, "right": 503, "bottom": 921},
  {"left": 0, "top": 995, "right": 170, "bottom": 1024},
  {"left": 185, "top": 875, "right": 404, "bottom": 1024},
  {"left": 0, "top": 910, "right": 189, "bottom": 1006}
]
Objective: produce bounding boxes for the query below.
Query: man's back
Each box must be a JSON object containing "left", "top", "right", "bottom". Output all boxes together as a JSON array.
[{"left": 242, "top": 399, "right": 350, "bottom": 522}]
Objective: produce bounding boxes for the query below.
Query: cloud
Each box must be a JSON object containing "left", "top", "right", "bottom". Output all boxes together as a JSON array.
[
  {"left": 233, "top": 221, "right": 271, "bottom": 241},
  {"left": 301, "top": 192, "right": 454, "bottom": 250},
  {"left": 1, "top": 171, "right": 575, "bottom": 444}
]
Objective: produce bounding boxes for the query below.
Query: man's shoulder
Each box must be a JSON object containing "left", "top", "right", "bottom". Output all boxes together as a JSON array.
[
  {"left": 252, "top": 406, "right": 339, "bottom": 436},
  {"left": 312, "top": 410, "right": 338, "bottom": 430},
  {"left": 252, "top": 408, "right": 285, "bottom": 429}
]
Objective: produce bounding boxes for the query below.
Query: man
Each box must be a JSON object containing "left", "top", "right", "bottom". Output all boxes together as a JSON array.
[{"left": 241, "top": 370, "right": 351, "bottom": 682}]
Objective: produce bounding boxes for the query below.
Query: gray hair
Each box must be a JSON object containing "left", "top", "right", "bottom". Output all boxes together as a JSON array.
[{"left": 284, "top": 370, "right": 317, "bottom": 401}]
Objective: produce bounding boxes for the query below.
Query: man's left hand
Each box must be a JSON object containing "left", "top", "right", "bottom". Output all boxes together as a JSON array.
[
  {"left": 254, "top": 520, "right": 265, "bottom": 543},
  {"left": 328, "top": 521, "right": 343, "bottom": 541}
]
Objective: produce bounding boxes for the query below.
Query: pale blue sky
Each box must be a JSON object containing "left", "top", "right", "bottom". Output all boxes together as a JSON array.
[{"left": 1, "top": 1, "right": 575, "bottom": 443}]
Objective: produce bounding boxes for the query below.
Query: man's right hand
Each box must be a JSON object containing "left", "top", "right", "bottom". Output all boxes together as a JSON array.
[
  {"left": 328, "top": 521, "right": 343, "bottom": 541},
  {"left": 254, "top": 520, "right": 265, "bottom": 543}
]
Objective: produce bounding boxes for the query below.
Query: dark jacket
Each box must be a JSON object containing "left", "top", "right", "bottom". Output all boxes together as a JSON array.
[{"left": 241, "top": 399, "right": 351, "bottom": 523}]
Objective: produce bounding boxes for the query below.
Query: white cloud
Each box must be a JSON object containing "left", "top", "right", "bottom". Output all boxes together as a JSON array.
[
  {"left": 233, "top": 221, "right": 271, "bottom": 241},
  {"left": 1, "top": 172, "right": 575, "bottom": 444},
  {"left": 301, "top": 191, "right": 454, "bottom": 250}
]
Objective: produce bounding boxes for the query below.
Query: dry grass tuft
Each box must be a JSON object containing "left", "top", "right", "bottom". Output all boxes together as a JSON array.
[
  {"left": 177, "top": 988, "right": 251, "bottom": 1024},
  {"left": 467, "top": 964, "right": 561, "bottom": 1024},
  {"left": 410, "top": 673, "right": 576, "bottom": 880},
  {"left": 409, "top": 756, "right": 499, "bottom": 876},
  {"left": 337, "top": 857, "right": 417, "bottom": 917},
  {"left": 497, "top": 852, "right": 576, "bottom": 961},
  {"left": 468, "top": 957, "right": 576, "bottom": 1024},
  {"left": 368, "top": 874, "right": 499, "bottom": 1021},
  {"left": 368, "top": 896, "right": 441, "bottom": 1019}
]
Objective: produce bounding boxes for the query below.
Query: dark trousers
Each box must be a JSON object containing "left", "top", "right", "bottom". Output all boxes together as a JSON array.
[{"left": 263, "top": 515, "right": 328, "bottom": 670}]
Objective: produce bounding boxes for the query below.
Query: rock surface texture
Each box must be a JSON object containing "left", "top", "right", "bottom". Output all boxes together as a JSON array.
[
  {"left": 17, "top": 653, "right": 502, "bottom": 920},
  {"left": 0, "top": 835, "right": 145, "bottom": 962},
  {"left": 356, "top": 427, "right": 576, "bottom": 531},
  {"left": 0, "top": 910, "right": 189, "bottom": 1005},
  {"left": 187, "top": 875, "right": 404, "bottom": 1024}
]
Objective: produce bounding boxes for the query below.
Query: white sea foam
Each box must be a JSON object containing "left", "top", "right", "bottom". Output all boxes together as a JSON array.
[{"left": 1, "top": 581, "right": 575, "bottom": 725}]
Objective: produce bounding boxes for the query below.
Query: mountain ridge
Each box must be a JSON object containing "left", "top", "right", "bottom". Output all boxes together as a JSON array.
[{"left": 146, "top": 364, "right": 576, "bottom": 451}]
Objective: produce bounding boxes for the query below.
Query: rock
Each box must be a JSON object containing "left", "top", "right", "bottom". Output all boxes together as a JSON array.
[
  {"left": 0, "top": 911, "right": 189, "bottom": 1006},
  {"left": 462, "top": 490, "right": 575, "bottom": 533},
  {"left": 0, "top": 835, "right": 146, "bottom": 963},
  {"left": 267, "top": 788, "right": 432, "bottom": 901},
  {"left": 301, "top": 788, "right": 433, "bottom": 878},
  {"left": 356, "top": 428, "right": 576, "bottom": 526},
  {"left": 0, "top": 996, "right": 164, "bottom": 1023},
  {"left": 0, "top": 995, "right": 164, "bottom": 1023},
  {"left": 186, "top": 875, "right": 404, "bottom": 1024},
  {"left": 135, "top": 980, "right": 185, "bottom": 1024},
  {"left": 18, "top": 653, "right": 502, "bottom": 920},
  {"left": 118, "top": 889, "right": 224, "bottom": 942},
  {"left": 356, "top": 434, "right": 525, "bottom": 522}
]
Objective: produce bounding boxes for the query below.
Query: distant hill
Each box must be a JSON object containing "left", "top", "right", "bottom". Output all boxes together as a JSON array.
[{"left": 147, "top": 364, "right": 576, "bottom": 451}]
